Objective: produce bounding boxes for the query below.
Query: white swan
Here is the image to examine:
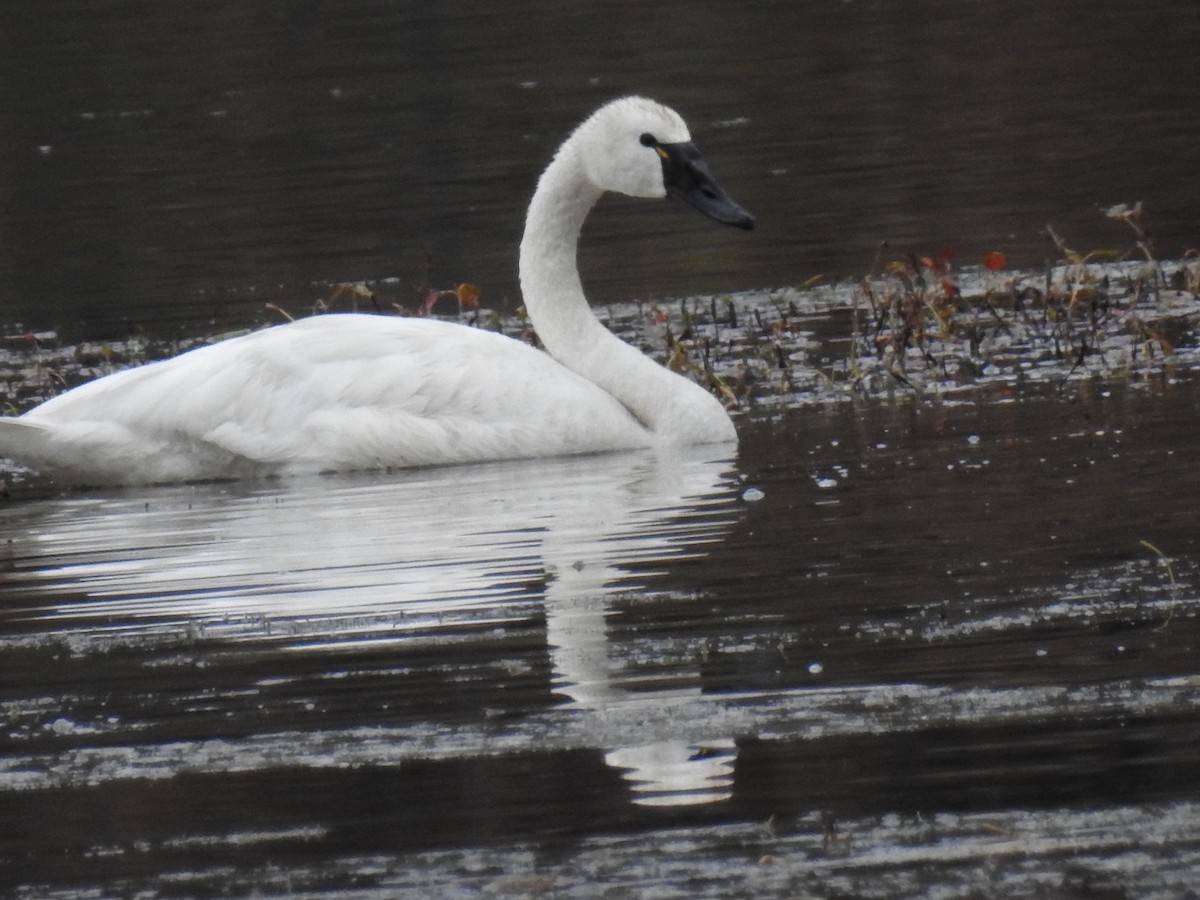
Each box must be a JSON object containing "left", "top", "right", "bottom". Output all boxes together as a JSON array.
[{"left": 0, "top": 96, "right": 753, "bottom": 485}]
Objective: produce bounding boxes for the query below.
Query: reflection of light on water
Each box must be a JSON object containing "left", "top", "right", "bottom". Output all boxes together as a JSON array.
[
  {"left": 5, "top": 447, "right": 736, "bottom": 628},
  {"left": 9, "top": 675, "right": 1200, "bottom": 794},
  {"left": 1, "top": 444, "right": 745, "bottom": 807}
]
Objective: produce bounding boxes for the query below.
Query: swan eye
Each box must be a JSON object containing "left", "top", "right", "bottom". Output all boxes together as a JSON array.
[{"left": 641, "top": 133, "right": 670, "bottom": 161}]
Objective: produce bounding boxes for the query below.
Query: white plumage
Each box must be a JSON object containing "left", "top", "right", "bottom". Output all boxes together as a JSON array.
[{"left": 0, "top": 96, "right": 753, "bottom": 485}]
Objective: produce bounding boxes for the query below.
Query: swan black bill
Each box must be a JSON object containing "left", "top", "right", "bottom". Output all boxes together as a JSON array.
[{"left": 656, "top": 140, "right": 755, "bottom": 231}]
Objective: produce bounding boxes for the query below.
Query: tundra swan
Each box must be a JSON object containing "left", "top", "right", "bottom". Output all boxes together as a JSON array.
[{"left": 0, "top": 96, "right": 753, "bottom": 484}]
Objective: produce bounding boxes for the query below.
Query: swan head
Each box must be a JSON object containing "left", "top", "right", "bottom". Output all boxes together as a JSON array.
[{"left": 571, "top": 96, "right": 755, "bottom": 230}]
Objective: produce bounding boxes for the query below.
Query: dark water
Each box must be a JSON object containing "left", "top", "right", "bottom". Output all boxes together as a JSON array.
[
  {"left": 4, "top": 2, "right": 1200, "bottom": 897},
  {"left": 2, "top": 0, "right": 1199, "bottom": 336}
]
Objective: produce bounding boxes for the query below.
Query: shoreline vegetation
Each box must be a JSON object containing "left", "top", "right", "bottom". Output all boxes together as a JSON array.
[{"left": 3, "top": 205, "right": 1198, "bottom": 421}]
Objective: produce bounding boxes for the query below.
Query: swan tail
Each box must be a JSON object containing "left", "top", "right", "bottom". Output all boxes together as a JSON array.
[
  {"left": 0, "top": 418, "right": 55, "bottom": 470},
  {"left": 0, "top": 415, "right": 270, "bottom": 484}
]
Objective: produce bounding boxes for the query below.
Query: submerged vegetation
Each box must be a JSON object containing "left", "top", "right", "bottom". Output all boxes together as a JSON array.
[{"left": 2, "top": 205, "right": 1198, "bottom": 418}]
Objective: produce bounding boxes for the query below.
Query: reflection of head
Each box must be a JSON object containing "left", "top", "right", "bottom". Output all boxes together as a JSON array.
[{"left": 607, "top": 739, "right": 737, "bottom": 807}]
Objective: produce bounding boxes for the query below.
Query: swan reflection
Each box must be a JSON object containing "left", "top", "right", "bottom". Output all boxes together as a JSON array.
[{"left": 4, "top": 446, "right": 743, "bottom": 806}]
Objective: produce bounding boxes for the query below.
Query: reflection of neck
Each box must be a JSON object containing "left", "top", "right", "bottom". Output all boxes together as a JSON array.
[
  {"left": 543, "top": 552, "right": 738, "bottom": 807},
  {"left": 518, "top": 144, "right": 737, "bottom": 444},
  {"left": 537, "top": 448, "right": 740, "bottom": 806}
]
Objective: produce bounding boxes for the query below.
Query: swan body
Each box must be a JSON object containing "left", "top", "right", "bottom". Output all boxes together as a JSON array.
[{"left": 0, "top": 96, "right": 753, "bottom": 484}]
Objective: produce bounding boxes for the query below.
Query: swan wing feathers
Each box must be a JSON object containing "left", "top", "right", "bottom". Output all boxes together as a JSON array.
[{"left": 11, "top": 316, "right": 651, "bottom": 482}]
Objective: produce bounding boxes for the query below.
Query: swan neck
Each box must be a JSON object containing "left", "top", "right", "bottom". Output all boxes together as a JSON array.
[
  {"left": 519, "top": 146, "right": 600, "bottom": 334},
  {"left": 517, "top": 138, "right": 736, "bottom": 445}
]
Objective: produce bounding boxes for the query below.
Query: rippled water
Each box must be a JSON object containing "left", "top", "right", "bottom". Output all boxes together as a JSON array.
[
  {"left": 4, "top": 384, "right": 1200, "bottom": 896},
  {"left": 4, "top": 1, "right": 1200, "bottom": 896}
]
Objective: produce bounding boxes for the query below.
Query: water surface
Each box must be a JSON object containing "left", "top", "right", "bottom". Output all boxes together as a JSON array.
[
  {"left": 4, "top": 384, "right": 1200, "bottom": 896},
  {"left": 3, "top": 2, "right": 1200, "bottom": 896}
]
